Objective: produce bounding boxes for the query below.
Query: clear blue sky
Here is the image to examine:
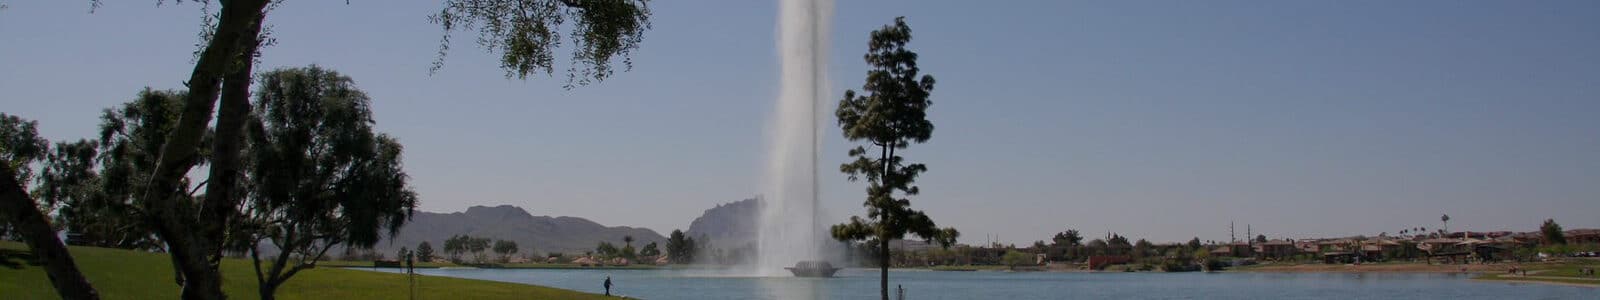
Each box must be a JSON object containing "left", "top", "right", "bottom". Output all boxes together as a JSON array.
[{"left": 3, "top": 0, "right": 1596, "bottom": 244}]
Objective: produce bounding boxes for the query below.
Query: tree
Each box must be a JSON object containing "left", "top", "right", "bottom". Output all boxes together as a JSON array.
[
  {"left": 1254, "top": 234, "right": 1268, "bottom": 244},
  {"left": 665, "top": 229, "right": 694, "bottom": 264},
  {"left": 1441, "top": 214, "right": 1450, "bottom": 233},
  {"left": 640, "top": 242, "right": 660, "bottom": 257},
  {"left": 1194, "top": 248, "right": 1215, "bottom": 271},
  {"left": 235, "top": 66, "right": 419, "bottom": 300},
  {"left": 1541, "top": 219, "right": 1566, "bottom": 245},
  {"left": 1052, "top": 229, "right": 1083, "bottom": 247},
  {"left": 1001, "top": 250, "right": 1034, "bottom": 270},
  {"left": 1052, "top": 229, "right": 1084, "bottom": 261},
  {"left": 623, "top": 235, "right": 635, "bottom": 248},
  {"left": 0, "top": 113, "right": 101, "bottom": 299},
  {"left": 0, "top": 113, "right": 48, "bottom": 190},
  {"left": 35, "top": 139, "right": 100, "bottom": 220},
  {"left": 36, "top": 90, "right": 199, "bottom": 252},
  {"left": 39, "top": 139, "right": 133, "bottom": 248},
  {"left": 828, "top": 17, "right": 958, "bottom": 300},
  {"left": 443, "top": 235, "right": 466, "bottom": 262},
  {"left": 1187, "top": 237, "right": 1203, "bottom": 251},
  {"left": 596, "top": 241, "right": 619, "bottom": 258},
  {"left": 1085, "top": 239, "right": 1109, "bottom": 256},
  {"left": 1133, "top": 239, "right": 1154, "bottom": 259},
  {"left": 1107, "top": 234, "right": 1131, "bottom": 256},
  {"left": 620, "top": 244, "right": 637, "bottom": 260},
  {"left": 493, "top": 240, "right": 519, "bottom": 263},
  {"left": 467, "top": 237, "right": 492, "bottom": 264},
  {"left": 416, "top": 241, "right": 435, "bottom": 262},
  {"left": 81, "top": 1, "right": 652, "bottom": 299}
]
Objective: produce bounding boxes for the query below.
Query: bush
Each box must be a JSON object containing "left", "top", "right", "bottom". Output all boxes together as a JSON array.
[
  {"left": 1161, "top": 261, "right": 1199, "bottom": 272},
  {"left": 1202, "top": 259, "right": 1228, "bottom": 271}
]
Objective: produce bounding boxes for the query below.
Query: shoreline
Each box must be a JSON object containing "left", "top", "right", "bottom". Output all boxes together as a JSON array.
[
  {"left": 1474, "top": 277, "right": 1600, "bottom": 288},
  {"left": 1232, "top": 262, "right": 1514, "bottom": 274}
]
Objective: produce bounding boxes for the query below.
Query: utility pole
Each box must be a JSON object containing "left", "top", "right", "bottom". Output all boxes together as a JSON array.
[{"left": 1229, "top": 221, "right": 1236, "bottom": 243}]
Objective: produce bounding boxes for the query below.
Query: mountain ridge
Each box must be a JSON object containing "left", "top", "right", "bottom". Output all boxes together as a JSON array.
[{"left": 365, "top": 205, "right": 666, "bottom": 256}]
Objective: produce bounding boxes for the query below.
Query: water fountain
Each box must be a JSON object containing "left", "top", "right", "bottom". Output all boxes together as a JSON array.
[{"left": 755, "top": 0, "right": 834, "bottom": 277}]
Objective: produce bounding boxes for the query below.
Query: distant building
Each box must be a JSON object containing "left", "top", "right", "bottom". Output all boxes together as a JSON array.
[
  {"left": 1255, "top": 240, "right": 1297, "bottom": 260},
  {"left": 1359, "top": 239, "right": 1404, "bottom": 260},
  {"left": 1417, "top": 238, "right": 1462, "bottom": 255},
  {"left": 1567, "top": 229, "right": 1600, "bottom": 244},
  {"left": 1294, "top": 241, "right": 1319, "bottom": 254}
]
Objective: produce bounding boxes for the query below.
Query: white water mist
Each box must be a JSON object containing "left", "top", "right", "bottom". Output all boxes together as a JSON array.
[{"left": 755, "top": 0, "right": 834, "bottom": 277}]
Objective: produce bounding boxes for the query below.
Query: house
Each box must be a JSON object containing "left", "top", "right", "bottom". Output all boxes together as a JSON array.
[
  {"left": 1459, "top": 239, "right": 1509, "bottom": 262},
  {"left": 1317, "top": 239, "right": 1357, "bottom": 253},
  {"left": 1255, "top": 240, "right": 1297, "bottom": 260},
  {"left": 1505, "top": 232, "right": 1543, "bottom": 246},
  {"left": 1360, "top": 239, "right": 1405, "bottom": 260},
  {"left": 1212, "top": 245, "right": 1234, "bottom": 257},
  {"left": 1294, "top": 241, "right": 1320, "bottom": 254},
  {"left": 1417, "top": 238, "right": 1463, "bottom": 255},
  {"left": 1567, "top": 229, "right": 1600, "bottom": 244},
  {"left": 1419, "top": 238, "right": 1475, "bottom": 264},
  {"left": 1221, "top": 242, "right": 1253, "bottom": 257}
]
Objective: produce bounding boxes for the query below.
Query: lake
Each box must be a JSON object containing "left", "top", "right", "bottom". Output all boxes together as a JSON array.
[{"left": 361, "top": 267, "right": 1595, "bottom": 299}]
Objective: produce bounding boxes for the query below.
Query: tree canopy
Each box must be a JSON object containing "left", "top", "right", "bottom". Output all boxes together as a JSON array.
[
  {"left": 1541, "top": 219, "right": 1566, "bottom": 245},
  {"left": 829, "top": 17, "right": 957, "bottom": 300},
  {"left": 236, "top": 66, "right": 418, "bottom": 300},
  {"left": 24, "top": 2, "right": 657, "bottom": 299}
]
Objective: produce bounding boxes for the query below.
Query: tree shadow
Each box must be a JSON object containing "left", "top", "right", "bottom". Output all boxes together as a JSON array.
[{"left": 0, "top": 248, "right": 40, "bottom": 269}]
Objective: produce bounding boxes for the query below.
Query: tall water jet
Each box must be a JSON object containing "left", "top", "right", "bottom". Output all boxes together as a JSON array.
[{"left": 756, "top": 0, "right": 833, "bottom": 276}]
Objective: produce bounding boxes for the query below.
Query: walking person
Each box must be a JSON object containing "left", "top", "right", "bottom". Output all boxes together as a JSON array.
[{"left": 604, "top": 275, "right": 613, "bottom": 296}]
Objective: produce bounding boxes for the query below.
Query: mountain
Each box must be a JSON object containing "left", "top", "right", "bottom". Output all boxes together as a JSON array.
[
  {"left": 367, "top": 205, "right": 666, "bottom": 255},
  {"left": 685, "top": 198, "right": 763, "bottom": 249}
]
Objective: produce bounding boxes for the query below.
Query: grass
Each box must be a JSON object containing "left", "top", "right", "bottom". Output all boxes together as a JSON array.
[
  {"left": 1474, "top": 258, "right": 1600, "bottom": 287},
  {"left": 0, "top": 241, "right": 619, "bottom": 300},
  {"left": 316, "top": 259, "right": 664, "bottom": 270}
]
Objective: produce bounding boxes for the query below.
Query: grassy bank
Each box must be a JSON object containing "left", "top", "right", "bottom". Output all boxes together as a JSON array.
[
  {"left": 0, "top": 241, "right": 617, "bottom": 300},
  {"left": 1473, "top": 259, "right": 1600, "bottom": 287},
  {"left": 1230, "top": 258, "right": 1599, "bottom": 287},
  {"left": 316, "top": 259, "right": 665, "bottom": 270}
]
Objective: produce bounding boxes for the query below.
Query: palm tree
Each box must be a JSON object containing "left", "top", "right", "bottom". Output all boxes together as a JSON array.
[
  {"left": 1440, "top": 214, "right": 1450, "bottom": 234},
  {"left": 623, "top": 236, "right": 634, "bottom": 248}
]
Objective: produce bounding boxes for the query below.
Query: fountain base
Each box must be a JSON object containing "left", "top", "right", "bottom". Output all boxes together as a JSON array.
[{"left": 784, "top": 261, "right": 841, "bottom": 277}]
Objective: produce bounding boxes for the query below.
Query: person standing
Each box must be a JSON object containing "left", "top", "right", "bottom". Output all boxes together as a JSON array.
[{"left": 603, "top": 275, "right": 613, "bottom": 296}]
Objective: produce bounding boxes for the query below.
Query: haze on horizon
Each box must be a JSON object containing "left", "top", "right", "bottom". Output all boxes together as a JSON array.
[{"left": 2, "top": 0, "right": 1596, "bottom": 245}]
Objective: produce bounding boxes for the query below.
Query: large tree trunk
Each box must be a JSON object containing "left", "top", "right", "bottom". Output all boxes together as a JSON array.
[
  {"left": 199, "top": 6, "right": 263, "bottom": 265},
  {"left": 257, "top": 281, "right": 278, "bottom": 300},
  {"left": 0, "top": 163, "right": 100, "bottom": 300},
  {"left": 139, "top": 1, "right": 270, "bottom": 299},
  {"left": 879, "top": 238, "right": 890, "bottom": 300}
]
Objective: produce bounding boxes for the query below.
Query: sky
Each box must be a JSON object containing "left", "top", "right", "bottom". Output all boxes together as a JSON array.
[{"left": 2, "top": 0, "right": 1597, "bottom": 245}]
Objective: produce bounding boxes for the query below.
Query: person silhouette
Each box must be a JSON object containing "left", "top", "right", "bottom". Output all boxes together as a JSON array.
[{"left": 603, "top": 275, "right": 613, "bottom": 296}]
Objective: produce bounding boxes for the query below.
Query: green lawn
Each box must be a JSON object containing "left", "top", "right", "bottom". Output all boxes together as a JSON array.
[
  {"left": 0, "top": 241, "right": 618, "bottom": 300},
  {"left": 1473, "top": 259, "right": 1599, "bottom": 287},
  {"left": 317, "top": 259, "right": 663, "bottom": 270}
]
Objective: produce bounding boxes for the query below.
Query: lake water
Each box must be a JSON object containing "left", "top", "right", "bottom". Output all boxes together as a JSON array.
[{"left": 361, "top": 267, "right": 1595, "bottom": 299}]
